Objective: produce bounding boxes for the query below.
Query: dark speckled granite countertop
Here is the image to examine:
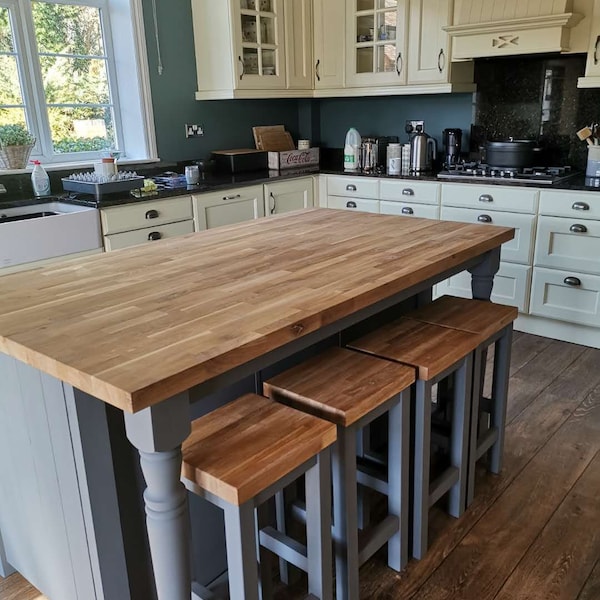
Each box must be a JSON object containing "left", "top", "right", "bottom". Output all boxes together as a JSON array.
[{"left": 1, "top": 165, "right": 599, "bottom": 212}]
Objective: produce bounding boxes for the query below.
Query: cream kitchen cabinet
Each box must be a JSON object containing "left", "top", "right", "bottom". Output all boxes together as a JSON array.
[
  {"left": 379, "top": 178, "right": 441, "bottom": 218},
  {"left": 194, "top": 185, "right": 265, "bottom": 230},
  {"left": 192, "top": 0, "right": 312, "bottom": 100},
  {"left": 327, "top": 175, "right": 380, "bottom": 213},
  {"left": 313, "top": 0, "right": 346, "bottom": 90},
  {"left": 579, "top": 0, "right": 600, "bottom": 87},
  {"left": 101, "top": 196, "right": 194, "bottom": 251},
  {"left": 345, "top": 0, "right": 409, "bottom": 87},
  {"left": 264, "top": 177, "right": 314, "bottom": 215}
]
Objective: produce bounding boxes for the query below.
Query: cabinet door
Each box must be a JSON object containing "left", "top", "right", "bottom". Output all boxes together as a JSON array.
[
  {"left": 534, "top": 216, "right": 600, "bottom": 276},
  {"left": 313, "top": 0, "right": 346, "bottom": 89},
  {"left": 346, "top": 0, "right": 409, "bottom": 87},
  {"left": 407, "top": 0, "right": 451, "bottom": 84},
  {"left": 531, "top": 267, "right": 600, "bottom": 327},
  {"left": 265, "top": 177, "right": 314, "bottom": 215},
  {"left": 327, "top": 196, "right": 380, "bottom": 213},
  {"left": 285, "top": 0, "right": 313, "bottom": 89},
  {"left": 233, "top": 0, "right": 287, "bottom": 89},
  {"left": 441, "top": 206, "right": 536, "bottom": 265},
  {"left": 194, "top": 185, "right": 266, "bottom": 230},
  {"left": 436, "top": 262, "right": 531, "bottom": 313},
  {"left": 581, "top": 0, "right": 600, "bottom": 80},
  {"left": 380, "top": 200, "right": 439, "bottom": 219}
]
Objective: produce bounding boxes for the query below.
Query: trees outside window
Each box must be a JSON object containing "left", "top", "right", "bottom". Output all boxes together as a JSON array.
[{"left": 0, "top": 0, "right": 155, "bottom": 166}]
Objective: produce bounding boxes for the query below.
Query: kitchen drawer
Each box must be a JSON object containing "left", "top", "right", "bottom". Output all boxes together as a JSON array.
[
  {"left": 441, "top": 183, "right": 538, "bottom": 213},
  {"left": 327, "top": 176, "right": 379, "bottom": 199},
  {"left": 379, "top": 180, "right": 440, "bottom": 205},
  {"left": 327, "top": 196, "right": 379, "bottom": 213},
  {"left": 101, "top": 196, "right": 193, "bottom": 235},
  {"left": 104, "top": 220, "right": 194, "bottom": 251},
  {"left": 194, "top": 185, "right": 265, "bottom": 230},
  {"left": 380, "top": 200, "right": 439, "bottom": 220},
  {"left": 436, "top": 262, "right": 531, "bottom": 313},
  {"left": 534, "top": 216, "right": 600, "bottom": 276},
  {"left": 539, "top": 190, "right": 600, "bottom": 219},
  {"left": 441, "top": 206, "right": 535, "bottom": 264},
  {"left": 530, "top": 267, "right": 600, "bottom": 328}
]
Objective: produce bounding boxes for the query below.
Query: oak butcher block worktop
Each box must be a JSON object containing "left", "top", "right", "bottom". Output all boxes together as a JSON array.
[{"left": 0, "top": 209, "right": 513, "bottom": 413}]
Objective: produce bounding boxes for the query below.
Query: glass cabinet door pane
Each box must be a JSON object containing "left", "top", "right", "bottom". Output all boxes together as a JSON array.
[
  {"left": 357, "top": 0, "right": 374, "bottom": 11},
  {"left": 376, "top": 44, "right": 397, "bottom": 73},
  {"left": 377, "top": 0, "right": 398, "bottom": 8},
  {"left": 261, "top": 49, "right": 276, "bottom": 75},
  {"left": 260, "top": 16, "right": 275, "bottom": 44},
  {"left": 376, "top": 10, "right": 396, "bottom": 41},
  {"left": 357, "top": 47, "right": 374, "bottom": 73},
  {"left": 257, "top": 0, "right": 272, "bottom": 12},
  {"left": 356, "top": 15, "right": 375, "bottom": 42},
  {"left": 241, "top": 15, "right": 258, "bottom": 43},
  {"left": 243, "top": 48, "right": 259, "bottom": 74},
  {"left": 241, "top": 0, "right": 257, "bottom": 9}
]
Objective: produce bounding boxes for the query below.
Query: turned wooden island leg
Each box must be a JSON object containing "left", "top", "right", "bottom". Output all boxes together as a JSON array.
[
  {"left": 124, "top": 393, "right": 192, "bottom": 600},
  {"left": 468, "top": 247, "right": 501, "bottom": 301}
]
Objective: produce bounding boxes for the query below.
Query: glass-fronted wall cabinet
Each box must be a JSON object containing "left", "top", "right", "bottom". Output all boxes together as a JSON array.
[{"left": 346, "top": 0, "right": 408, "bottom": 86}]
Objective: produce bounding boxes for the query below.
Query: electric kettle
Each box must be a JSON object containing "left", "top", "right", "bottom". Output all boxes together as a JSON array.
[{"left": 410, "top": 128, "right": 437, "bottom": 173}]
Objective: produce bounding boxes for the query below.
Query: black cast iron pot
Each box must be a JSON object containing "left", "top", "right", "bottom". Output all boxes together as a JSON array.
[{"left": 485, "top": 139, "right": 542, "bottom": 168}]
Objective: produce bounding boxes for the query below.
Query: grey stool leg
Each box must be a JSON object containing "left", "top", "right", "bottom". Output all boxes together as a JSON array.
[
  {"left": 256, "top": 502, "right": 274, "bottom": 600},
  {"left": 387, "top": 391, "right": 410, "bottom": 571},
  {"left": 413, "top": 379, "right": 432, "bottom": 560},
  {"left": 305, "top": 448, "right": 333, "bottom": 600},
  {"left": 223, "top": 501, "right": 260, "bottom": 600},
  {"left": 489, "top": 325, "right": 513, "bottom": 474},
  {"left": 448, "top": 356, "right": 472, "bottom": 518},
  {"left": 467, "top": 349, "right": 483, "bottom": 507},
  {"left": 332, "top": 425, "right": 360, "bottom": 600}
]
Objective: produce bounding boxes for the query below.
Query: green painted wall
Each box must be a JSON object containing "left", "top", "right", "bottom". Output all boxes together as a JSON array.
[{"left": 141, "top": 0, "right": 301, "bottom": 161}]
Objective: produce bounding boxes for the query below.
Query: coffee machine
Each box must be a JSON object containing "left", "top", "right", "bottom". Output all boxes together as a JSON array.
[{"left": 443, "top": 128, "right": 462, "bottom": 167}]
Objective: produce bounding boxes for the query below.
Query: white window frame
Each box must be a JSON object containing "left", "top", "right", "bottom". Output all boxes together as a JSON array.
[{"left": 0, "top": 0, "right": 157, "bottom": 169}]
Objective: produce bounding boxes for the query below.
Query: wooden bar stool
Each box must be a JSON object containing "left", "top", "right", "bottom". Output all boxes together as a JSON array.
[
  {"left": 181, "top": 394, "right": 336, "bottom": 600},
  {"left": 348, "top": 318, "right": 480, "bottom": 560},
  {"left": 408, "top": 296, "right": 517, "bottom": 505},
  {"left": 263, "top": 347, "right": 415, "bottom": 600}
]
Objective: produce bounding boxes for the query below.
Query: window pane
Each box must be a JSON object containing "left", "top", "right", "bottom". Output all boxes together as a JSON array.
[
  {"left": 0, "top": 55, "right": 24, "bottom": 105},
  {"left": 0, "top": 8, "right": 14, "bottom": 52},
  {"left": 0, "top": 107, "right": 26, "bottom": 128},
  {"left": 47, "top": 105, "right": 115, "bottom": 153},
  {"left": 32, "top": 2, "right": 104, "bottom": 57},
  {"left": 39, "top": 55, "right": 110, "bottom": 104}
]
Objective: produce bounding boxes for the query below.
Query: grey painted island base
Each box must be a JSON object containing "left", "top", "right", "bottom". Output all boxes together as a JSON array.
[{"left": 0, "top": 247, "right": 500, "bottom": 600}]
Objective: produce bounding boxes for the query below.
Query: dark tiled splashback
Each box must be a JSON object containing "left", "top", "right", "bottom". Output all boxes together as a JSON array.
[{"left": 473, "top": 54, "right": 600, "bottom": 170}]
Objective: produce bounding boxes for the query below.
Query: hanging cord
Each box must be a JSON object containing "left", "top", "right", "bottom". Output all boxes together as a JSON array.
[{"left": 151, "top": 0, "right": 163, "bottom": 74}]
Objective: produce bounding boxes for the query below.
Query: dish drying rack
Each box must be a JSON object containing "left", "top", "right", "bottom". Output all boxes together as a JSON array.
[{"left": 62, "top": 171, "right": 145, "bottom": 200}]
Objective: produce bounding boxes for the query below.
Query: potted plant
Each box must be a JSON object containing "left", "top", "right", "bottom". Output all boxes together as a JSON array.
[{"left": 0, "top": 124, "right": 36, "bottom": 169}]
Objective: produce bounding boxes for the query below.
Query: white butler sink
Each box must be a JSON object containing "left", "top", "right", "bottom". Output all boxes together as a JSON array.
[{"left": 0, "top": 201, "right": 102, "bottom": 269}]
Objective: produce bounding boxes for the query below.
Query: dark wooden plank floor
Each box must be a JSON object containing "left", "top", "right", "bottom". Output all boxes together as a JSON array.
[{"left": 2, "top": 332, "right": 600, "bottom": 600}]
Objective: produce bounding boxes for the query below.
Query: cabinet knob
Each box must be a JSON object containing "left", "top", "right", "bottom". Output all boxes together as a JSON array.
[
  {"left": 402, "top": 188, "right": 414, "bottom": 196},
  {"left": 570, "top": 223, "right": 588, "bottom": 233},
  {"left": 346, "top": 201, "right": 357, "bottom": 208},
  {"left": 346, "top": 184, "right": 357, "bottom": 191},
  {"left": 148, "top": 231, "right": 162, "bottom": 241},
  {"left": 401, "top": 207, "right": 414, "bottom": 215},
  {"left": 223, "top": 194, "right": 242, "bottom": 201},
  {"left": 479, "top": 194, "right": 493, "bottom": 203},
  {"left": 564, "top": 276, "right": 582, "bottom": 287},
  {"left": 572, "top": 201, "right": 590, "bottom": 211},
  {"left": 477, "top": 214, "right": 492, "bottom": 223},
  {"left": 145, "top": 209, "right": 159, "bottom": 219}
]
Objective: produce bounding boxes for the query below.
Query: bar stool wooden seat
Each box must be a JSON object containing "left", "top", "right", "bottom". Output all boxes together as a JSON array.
[
  {"left": 408, "top": 296, "right": 517, "bottom": 504},
  {"left": 263, "top": 347, "right": 415, "bottom": 600},
  {"left": 181, "top": 393, "right": 336, "bottom": 600},
  {"left": 348, "top": 318, "right": 481, "bottom": 560}
]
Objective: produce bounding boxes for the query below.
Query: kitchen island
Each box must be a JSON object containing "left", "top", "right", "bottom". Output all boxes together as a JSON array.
[{"left": 0, "top": 209, "right": 513, "bottom": 600}]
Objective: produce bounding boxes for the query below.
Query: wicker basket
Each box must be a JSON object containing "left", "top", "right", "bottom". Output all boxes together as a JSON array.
[{"left": 0, "top": 144, "right": 34, "bottom": 169}]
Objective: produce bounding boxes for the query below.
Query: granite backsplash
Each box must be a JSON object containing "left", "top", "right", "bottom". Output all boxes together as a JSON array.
[{"left": 472, "top": 54, "right": 600, "bottom": 170}]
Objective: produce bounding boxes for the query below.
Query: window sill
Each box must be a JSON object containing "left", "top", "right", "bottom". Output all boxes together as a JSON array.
[{"left": 0, "top": 157, "right": 162, "bottom": 175}]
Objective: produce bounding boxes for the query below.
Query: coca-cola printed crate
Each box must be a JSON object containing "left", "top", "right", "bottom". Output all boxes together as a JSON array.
[{"left": 268, "top": 147, "right": 319, "bottom": 170}]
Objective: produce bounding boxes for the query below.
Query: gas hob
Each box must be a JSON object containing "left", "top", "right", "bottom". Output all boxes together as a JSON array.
[{"left": 437, "top": 163, "right": 576, "bottom": 185}]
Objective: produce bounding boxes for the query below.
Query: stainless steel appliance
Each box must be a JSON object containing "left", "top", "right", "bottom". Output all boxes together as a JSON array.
[
  {"left": 443, "top": 128, "right": 462, "bottom": 167},
  {"left": 437, "top": 162, "right": 575, "bottom": 185},
  {"left": 360, "top": 137, "right": 378, "bottom": 172},
  {"left": 410, "top": 127, "right": 437, "bottom": 173}
]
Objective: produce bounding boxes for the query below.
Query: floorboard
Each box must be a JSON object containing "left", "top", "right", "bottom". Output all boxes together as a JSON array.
[{"left": 3, "top": 334, "right": 600, "bottom": 600}]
